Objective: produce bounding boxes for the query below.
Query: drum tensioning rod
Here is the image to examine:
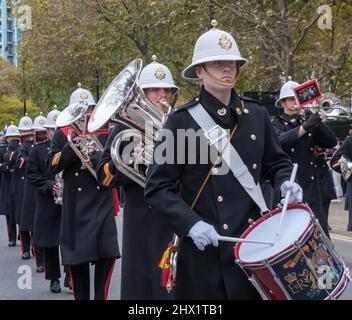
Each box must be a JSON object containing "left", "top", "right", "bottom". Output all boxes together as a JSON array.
[
  {"left": 218, "top": 236, "right": 274, "bottom": 246},
  {"left": 276, "top": 163, "right": 299, "bottom": 237}
]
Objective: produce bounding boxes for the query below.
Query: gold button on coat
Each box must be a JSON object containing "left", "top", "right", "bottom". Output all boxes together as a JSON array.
[{"left": 217, "top": 108, "right": 227, "bottom": 116}]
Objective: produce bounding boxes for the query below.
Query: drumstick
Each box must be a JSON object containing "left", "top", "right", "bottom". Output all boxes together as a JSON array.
[
  {"left": 276, "top": 163, "right": 299, "bottom": 237},
  {"left": 218, "top": 236, "right": 274, "bottom": 246}
]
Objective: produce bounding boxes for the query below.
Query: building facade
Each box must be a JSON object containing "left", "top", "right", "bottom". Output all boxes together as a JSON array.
[{"left": 0, "top": 0, "right": 20, "bottom": 66}]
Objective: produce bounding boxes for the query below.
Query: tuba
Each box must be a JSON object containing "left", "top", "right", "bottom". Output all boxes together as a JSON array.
[
  {"left": 56, "top": 101, "right": 103, "bottom": 180},
  {"left": 88, "top": 59, "right": 171, "bottom": 187}
]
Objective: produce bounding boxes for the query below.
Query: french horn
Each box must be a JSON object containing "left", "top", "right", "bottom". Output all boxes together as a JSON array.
[{"left": 56, "top": 101, "right": 103, "bottom": 180}]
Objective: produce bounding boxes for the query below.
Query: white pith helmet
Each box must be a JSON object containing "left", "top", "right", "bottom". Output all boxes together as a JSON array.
[
  {"left": 275, "top": 78, "right": 300, "bottom": 107},
  {"left": 18, "top": 114, "right": 33, "bottom": 131},
  {"left": 5, "top": 123, "right": 20, "bottom": 137},
  {"left": 45, "top": 106, "right": 61, "bottom": 129},
  {"left": 32, "top": 113, "right": 47, "bottom": 130},
  {"left": 69, "top": 83, "right": 96, "bottom": 106},
  {"left": 182, "top": 20, "right": 247, "bottom": 80},
  {"left": 138, "top": 55, "right": 179, "bottom": 94}
]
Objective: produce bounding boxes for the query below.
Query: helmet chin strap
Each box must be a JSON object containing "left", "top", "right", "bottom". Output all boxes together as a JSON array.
[{"left": 201, "top": 65, "right": 239, "bottom": 87}]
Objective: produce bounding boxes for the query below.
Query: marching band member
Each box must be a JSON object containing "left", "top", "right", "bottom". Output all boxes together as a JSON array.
[
  {"left": 14, "top": 114, "right": 33, "bottom": 260},
  {"left": 144, "top": 21, "right": 301, "bottom": 299},
  {"left": 0, "top": 129, "right": 6, "bottom": 199},
  {"left": 0, "top": 128, "right": 8, "bottom": 243},
  {"left": 48, "top": 86, "right": 120, "bottom": 300},
  {"left": 97, "top": 56, "right": 178, "bottom": 300},
  {"left": 271, "top": 80, "right": 337, "bottom": 235},
  {"left": 0, "top": 124, "right": 20, "bottom": 247},
  {"left": 314, "top": 148, "right": 336, "bottom": 231},
  {"left": 330, "top": 137, "right": 352, "bottom": 231},
  {"left": 19, "top": 114, "right": 47, "bottom": 272},
  {"left": 26, "top": 108, "right": 65, "bottom": 293}
]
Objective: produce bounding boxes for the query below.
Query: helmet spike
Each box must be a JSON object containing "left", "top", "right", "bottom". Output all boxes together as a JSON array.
[{"left": 211, "top": 19, "right": 218, "bottom": 29}]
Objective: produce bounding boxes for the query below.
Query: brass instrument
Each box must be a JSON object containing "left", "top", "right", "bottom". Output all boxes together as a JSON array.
[
  {"left": 340, "top": 155, "right": 352, "bottom": 182},
  {"left": 301, "top": 93, "right": 352, "bottom": 120},
  {"left": 56, "top": 101, "right": 103, "bottom": 180},
  {"left": 53, "top": 172, "right": 64, "bottom": 205},
  {"left": 88, "top": 59, "right": 172, "bottom": 187}
]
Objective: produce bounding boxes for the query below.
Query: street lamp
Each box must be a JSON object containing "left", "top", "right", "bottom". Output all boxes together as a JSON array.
[
  {"left": 209, "top": 1, "right": 216, "bottom": 23},
  {"left": 22, "top": 65, "right": 26, "bottom": 115},
  {"left": 95, "top": 67, "right": 100, "bottom": 102}
]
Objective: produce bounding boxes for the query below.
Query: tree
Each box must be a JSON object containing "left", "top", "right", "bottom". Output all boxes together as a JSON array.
[
  {"left": 0, "top": 58, "right": 19, "bottom": 98},
  {"left": 0, "top": 95, "right": 39, "bottom": 130},
  {"left": 16, "top": 0, "right": 352, "bottom": 108}
]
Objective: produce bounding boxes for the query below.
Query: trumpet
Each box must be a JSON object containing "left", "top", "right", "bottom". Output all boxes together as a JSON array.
[
  {"left": 300, "top": 93, "right": 352, "bottom": 120},
  {"left": 56, "top": 101, "right": 103, "bottom": 180}
]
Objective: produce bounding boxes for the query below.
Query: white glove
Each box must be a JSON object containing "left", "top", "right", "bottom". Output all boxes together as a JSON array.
[
  {"left": 188, "top": 221, "right": 219, "bottom": 251},
  {"left": 280, "top": 181, "right": 303, "bottom": 204}
]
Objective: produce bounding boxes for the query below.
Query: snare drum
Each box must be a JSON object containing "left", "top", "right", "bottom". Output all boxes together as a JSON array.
[{"left": 234, "top": 203, "right": 350, "bottom": 300}]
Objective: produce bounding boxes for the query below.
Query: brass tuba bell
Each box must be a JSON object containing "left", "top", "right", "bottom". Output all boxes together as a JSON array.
[{"left": 88, "top": 59, "right": 172, "bottom": 188}]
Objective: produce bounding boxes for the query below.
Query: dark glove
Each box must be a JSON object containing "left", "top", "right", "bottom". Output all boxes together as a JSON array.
[
  {"left": 304, "top": 109, "right": 313, "bottom": 118},
  {"left": 302, "top": 112, "right": 321, "bottom": 131}
]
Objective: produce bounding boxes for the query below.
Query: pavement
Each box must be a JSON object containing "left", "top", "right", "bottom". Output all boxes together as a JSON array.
[{"left": 0, "top": 202, "right": 351, "bottom": 300}]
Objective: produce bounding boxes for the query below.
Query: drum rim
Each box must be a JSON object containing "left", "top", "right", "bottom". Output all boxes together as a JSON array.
[
  {"left": 324, "top": 263, "right": 350, "bottom": 300},
  {"left": 234, "top": 203, "right": 314, "bottom": 266}
]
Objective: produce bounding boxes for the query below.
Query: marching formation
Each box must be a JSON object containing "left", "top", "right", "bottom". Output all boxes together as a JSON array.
[{"left": 0, "top": 20, "right": 351, "bottom": 300}]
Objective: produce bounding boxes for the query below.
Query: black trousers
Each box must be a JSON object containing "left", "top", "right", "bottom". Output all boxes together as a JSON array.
[
  {"left": 20, "top": 231, "right": 31, "bottom": 253},
  {"left": 33, "top": 243, "right": 44, "bottom": 267},
  {"left": 323, "top": 200, "right": 331, "bottom": 230},
  {"left": 6, "top": 215, "right": 17, "bottom": 243},
  {"left": 43, "top": 247, "right": 61, "bottom": 280},
  {"left": 70, "top": 257, "right": 117, "bottom": 300}
]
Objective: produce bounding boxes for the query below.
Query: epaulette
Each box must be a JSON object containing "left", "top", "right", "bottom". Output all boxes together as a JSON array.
[
  {"left": 174, "top": 97, "right": 200, "bottom": 113},
  {"left": 239, "top": 96, "right": 262, "bottom": 105}
]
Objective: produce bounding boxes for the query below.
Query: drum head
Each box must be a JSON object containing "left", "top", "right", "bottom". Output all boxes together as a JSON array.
[{"left": 236, "top": 205, "right": 312, "bottom": 264}]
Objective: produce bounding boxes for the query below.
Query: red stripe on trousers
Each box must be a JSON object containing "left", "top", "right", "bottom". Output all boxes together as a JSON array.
[
  {"left": 104, "top": 257, "right": 117, "bottom": 300},
  {"left": 69, "top": 268, "right": 76, "bottom": 300},
  {"left": 112, "top": 188, "right": 120, "bottom": 216}
]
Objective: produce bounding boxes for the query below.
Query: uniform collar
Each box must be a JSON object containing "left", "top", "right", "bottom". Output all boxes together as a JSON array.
[
  {"left": 279, "top": 112, "right": 304, "bottom": 124},
  {"left": 199, "top": 86, "right": 240, "bottom": 126}
]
